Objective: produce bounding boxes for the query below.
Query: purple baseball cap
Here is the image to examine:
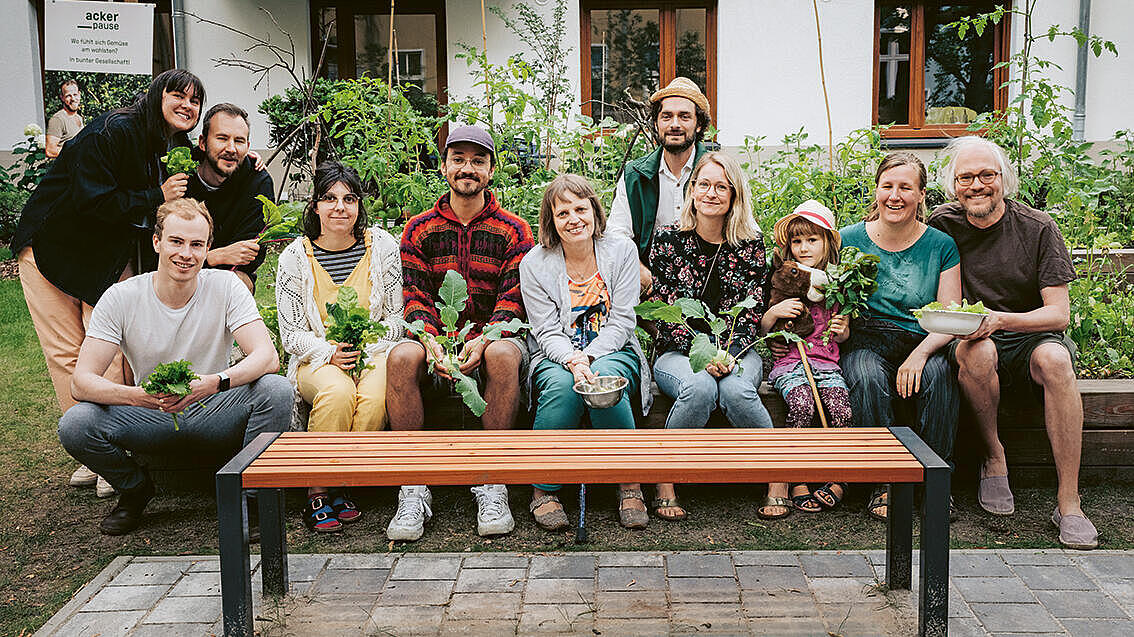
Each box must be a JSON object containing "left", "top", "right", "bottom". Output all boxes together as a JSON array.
[{"left": 445, "top": 124, "right": 495, "bottom": 155}]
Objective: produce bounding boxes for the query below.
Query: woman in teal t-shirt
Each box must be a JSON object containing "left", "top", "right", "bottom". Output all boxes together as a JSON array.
[{"left": 839, "top": 152, "right": 962, "bottom": 521}]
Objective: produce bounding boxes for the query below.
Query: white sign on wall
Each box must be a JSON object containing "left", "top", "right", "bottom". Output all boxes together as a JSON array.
[{"left": 44, "top": 0, "right": 154, "bottom": 75}]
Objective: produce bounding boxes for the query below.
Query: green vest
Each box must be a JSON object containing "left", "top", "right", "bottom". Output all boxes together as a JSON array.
[{"left": 623, "top": 142, "right": 708, "bottom": 258}]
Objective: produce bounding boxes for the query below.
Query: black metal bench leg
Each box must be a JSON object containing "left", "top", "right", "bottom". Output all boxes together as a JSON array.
[
  {"left": 919, "top": 465, "right": 950, "bottom": 637},
  {"left": 886, "top": 482, "right": 914, "bottom": 590},
  {"left": 218, "top": 473, "right": 252, "bottom": 637},
  {"left": 259, "top": 488, "right": 289, "bottom": 596}
]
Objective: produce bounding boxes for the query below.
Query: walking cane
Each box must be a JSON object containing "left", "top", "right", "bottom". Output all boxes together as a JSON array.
[{"left": 796, "top": 341, "right": 828, "bottom": 428}]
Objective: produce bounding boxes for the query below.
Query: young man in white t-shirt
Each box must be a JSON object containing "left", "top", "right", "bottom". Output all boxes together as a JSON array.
[{"left": 58, "top": 198, "right": 292, "bottom": 535}]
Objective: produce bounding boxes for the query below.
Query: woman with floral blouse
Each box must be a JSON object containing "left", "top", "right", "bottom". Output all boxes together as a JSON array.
[{"left": 646, "top": 152, "right": 773, "bottom": 521}]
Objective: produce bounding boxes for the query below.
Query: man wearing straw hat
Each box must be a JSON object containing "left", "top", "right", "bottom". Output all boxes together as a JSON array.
[{"left": 608, "top": 77, "right": 711, "bottom": 294}]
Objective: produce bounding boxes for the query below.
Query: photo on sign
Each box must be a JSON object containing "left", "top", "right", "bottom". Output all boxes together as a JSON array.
[{"left": 41, "top": 71, "right": 150, "bottom": 159}]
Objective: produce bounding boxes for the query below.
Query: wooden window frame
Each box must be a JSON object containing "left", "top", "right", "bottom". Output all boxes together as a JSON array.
[
  {"left": 308, "top": 0, "right": 448, "bottom": 111},
  {"left": 580, "top": 0, "right": 717, "bottom": 124},
  {"left": 872, "top": 1, "right": 1010, "bottom": 139}
]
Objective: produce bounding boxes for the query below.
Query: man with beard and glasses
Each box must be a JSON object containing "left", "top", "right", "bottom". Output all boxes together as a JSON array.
[
  {"left": 928, "top": 136, "right": 1096, "bottom": 550},
  {"left": 46, "top": 79, "right": 84, "bottom": 159},
  {"left": 608, "top": 77, "right": 712, "bottom": 294},
  {"left": 185, "top": 103, "right": 275, "bottom": 292},
  {"left": 384, "top": 125, "right": 535, "bottom": 542}
]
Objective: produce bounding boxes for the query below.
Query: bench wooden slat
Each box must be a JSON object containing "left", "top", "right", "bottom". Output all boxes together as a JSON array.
[{"left": 249, "top": 453, "right": 919, "bottom": 467}]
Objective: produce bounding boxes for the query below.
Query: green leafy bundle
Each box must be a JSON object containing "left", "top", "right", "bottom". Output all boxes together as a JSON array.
[
  {"left": 254, "top": 195, "right": 304, "bottom": 243},
  {"left": 141, "top": 359, "right": 201, "bottom": 430},
  {"left": 160, "top": 147, "right": 198, "bottom": 175},
  {"left": 635, "top": 297, "right": 762, "bottom": 373},
  {"left": 324, "top": 287, "right": 389, "bottom": 380},
  {"left": 398, "top": 270, "right": 529, "bottom": 417},
  {"left": 912, "top": 299, "right": 988, "bottom": 317},
  {"left": 817, "top": 246, "right": 881, "bottom": 343}
]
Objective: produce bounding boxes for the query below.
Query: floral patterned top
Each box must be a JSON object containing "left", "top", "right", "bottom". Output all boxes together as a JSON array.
[{"left": 646, "top": 226, "right": 770, "bottom": 355}]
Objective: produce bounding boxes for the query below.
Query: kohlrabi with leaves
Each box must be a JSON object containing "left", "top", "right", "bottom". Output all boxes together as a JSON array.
[
  {"left": 324, "top": 286, "right": 389, "bottom": 381},
  {"left": 254, "top": 195, "right": 304, "bottom": 243},
  {"left": 817, "top": 246, "right": 881, "bottom": 343},
  {"left": 397, "top": 270, "right": 529, "bottom": 417},
  {"left": 635, "top": 296, "right": 763, "bottom": 373}
]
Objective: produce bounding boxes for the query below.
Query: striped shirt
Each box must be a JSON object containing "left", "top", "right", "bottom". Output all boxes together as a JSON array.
[
  {"left": 311, "top": 239, "right": 366, "bottom": 284},
  {"left": 401, "top": 191, "right": 534, "bottom": 337}
]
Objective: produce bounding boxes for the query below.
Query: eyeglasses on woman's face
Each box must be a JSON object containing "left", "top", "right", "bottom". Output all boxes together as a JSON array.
[
  {"left": 954, "top": 170, "right": 1000, "bottom": 187},
  {"left": 318, "top": 193, "right": 360, "bottom": 206},
  {"left": 692, "top": 180, "right": 732, "bottom": 197}
]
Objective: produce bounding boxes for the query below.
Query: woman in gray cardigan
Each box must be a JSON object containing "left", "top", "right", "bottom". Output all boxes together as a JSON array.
[{"left": 519, "top": 175, "right": 653, "bottom": 532}]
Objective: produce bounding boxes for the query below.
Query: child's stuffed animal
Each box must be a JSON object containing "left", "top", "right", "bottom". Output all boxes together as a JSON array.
[{"left": 768, "top": 260, "right": 829, "bottom": 339}]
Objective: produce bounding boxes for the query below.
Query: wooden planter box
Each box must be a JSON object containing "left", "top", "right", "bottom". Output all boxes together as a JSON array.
[{"left": 1071, "top": 248, "right": 1134, "bottom": 285}]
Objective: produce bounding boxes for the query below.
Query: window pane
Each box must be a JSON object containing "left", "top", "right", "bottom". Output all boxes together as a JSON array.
[
  {"left": 589, "top": 9, "right": 660, "bottom": 123},
  {"left": 675, "top": 8, "right": 707, "bottom": 91},
  {"left": 924, "top": 4, "right": 995, "bottom": 124},
  {"left": 877, "top": 4, "right": 911, "bottom": 125},
  {"left": 320, "top": 7, "right": 338, "bottom": 80},
  {"left": 354, "top": 13, "right": 439, "bottom": 114}
]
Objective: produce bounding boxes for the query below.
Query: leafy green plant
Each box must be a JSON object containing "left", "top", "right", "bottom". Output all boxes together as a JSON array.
[
  {"left": 1067, "top": 255, "right": 1134, "bottom": 378},
  {"left": 254, "top": 195, "right": 303, "bottom": 243},
  {"left": 397, "top": 270, "right": 529, "bottom": 416},
  {"left": 141, "top": 360, "right": 205, "bottom": 430},
  {"left": 635, "top": 297, "right": 763, "bottom": 372},
  {"left": 818, "top": 247, "right": 880, "bottom": 342},
  {"left": 324, "top": 286, "right": 388, "bottom": 381},
  {"left": 160, "top": 147, "right": 198, "bottom": 176},
  {"left": 258, "top": 302, "right": 286, "bottom": 368}
]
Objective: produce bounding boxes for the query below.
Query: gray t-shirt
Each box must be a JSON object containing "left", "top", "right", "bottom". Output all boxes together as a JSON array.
[
  {"left": 87, "top": 269, "right": 261, "bottom": 383},
  {"left": 46, "top": 109, "right": 83, "bottom": 142}
]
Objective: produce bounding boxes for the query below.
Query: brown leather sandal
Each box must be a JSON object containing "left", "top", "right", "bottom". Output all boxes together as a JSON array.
[
  {"left": 529, "top": 494, "right": 569, "bottom": 531},
  {"left": 618, "top": 488, "right": 649, "bottom": 529}
]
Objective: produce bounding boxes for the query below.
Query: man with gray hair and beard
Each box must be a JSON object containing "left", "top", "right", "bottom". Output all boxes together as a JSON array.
[{"left": 928, "top": 136, "right": 1095, "bottom": 549}]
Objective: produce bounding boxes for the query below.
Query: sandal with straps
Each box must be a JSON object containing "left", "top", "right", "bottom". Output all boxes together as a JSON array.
[
  {"left": 650, "top": 496, "right": 687, "bottom": 521},
  {"left": 618, "top": 488, "right": 649, "bottom": 529},
  {"left": 813, "top": 482, "right": 847, "bottom": 511},
  {"left": 303, "top": 493, "right": 343, "bottom": 533},
  {"left": 867, "top": 488, "right": 889, "bottom": 522},
  {"left": 331, "top": 492, "right": 362, "bottom": 524},
  {"left": 529, "top": 494, "right": 569, "bottom": 531},
  {"left": 790, "top": 484, "right": 823, "bottom": 513},
  {"left": 757, "top": 496, "right": 794, "bottom": 520}
]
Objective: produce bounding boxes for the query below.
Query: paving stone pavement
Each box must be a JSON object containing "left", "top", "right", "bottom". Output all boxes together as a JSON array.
[{"left": 34, "top": 550, "right": 1134, "bottom": 636}]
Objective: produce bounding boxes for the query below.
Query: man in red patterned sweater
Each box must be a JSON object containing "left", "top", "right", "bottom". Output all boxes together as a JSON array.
[{"left": 385, "top": 125, "right": 535, "bottom": 542}]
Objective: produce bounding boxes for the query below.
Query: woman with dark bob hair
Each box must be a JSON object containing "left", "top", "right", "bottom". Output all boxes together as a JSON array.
[
  {"left": 12, "top": 69, "right": 206, "bottom": 493},
  {"left": 519, "top": 174, "right": 653, "bottom": 531},
  {"left": 275, "top": 161, "right": 405, "bottom": 533}
]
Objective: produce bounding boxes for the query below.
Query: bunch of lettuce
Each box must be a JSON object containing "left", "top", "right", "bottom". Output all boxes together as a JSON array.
[
  {"left": 817, "top": 246, "right": 881, "bottom": 343},
  {"left": 912, "top": 299, "right": 989, "bottom": 317},
  {"left": 141, "top": 360, "right": 203, "bottom": 430},
  {"left": 325, "top": 286, "right": 388, "bottom": 380},
  {"left": 160, "top": 147, "right": 198, "bottom": 175}
]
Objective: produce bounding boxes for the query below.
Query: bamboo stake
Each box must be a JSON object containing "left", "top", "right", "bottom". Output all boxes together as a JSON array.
[
  {"left": 796, "top": 341, "right": 828, "bottom": 428},
  {"left": 481, "top": 0, "right": 491, "bottom": 111},
  {"left": 812, "top": 0, "right": 836, "bottom": 208},
  {"left": 387, "top": 0, "right": 395, "bottom": 99}
]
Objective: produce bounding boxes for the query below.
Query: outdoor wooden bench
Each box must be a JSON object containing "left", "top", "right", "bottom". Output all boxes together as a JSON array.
[{"left": 216, "top": 427, "right": 951, "bottom": 637}]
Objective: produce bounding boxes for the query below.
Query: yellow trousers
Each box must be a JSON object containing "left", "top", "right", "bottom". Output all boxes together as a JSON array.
[{"left": 296, "top": 350, "right": 388, "bottom": 432}]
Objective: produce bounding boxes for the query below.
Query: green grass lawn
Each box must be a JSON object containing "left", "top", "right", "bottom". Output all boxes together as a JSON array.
[{"left": 0, "top": 256, "right": 1131, "bottom": 636}]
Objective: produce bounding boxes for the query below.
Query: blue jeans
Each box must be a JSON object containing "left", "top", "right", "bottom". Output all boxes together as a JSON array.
[
  {"left": 653, "top": 350, "right": 773, "bottom": 429},
  {"left": 58, "top": 374, "right": 294, "bottom": 491},
  {"left": 531, "top": 348, "right": 639, "bottom": 492},
  {"left": 841, "top": 320, "right": 958, "bottom": 467}
]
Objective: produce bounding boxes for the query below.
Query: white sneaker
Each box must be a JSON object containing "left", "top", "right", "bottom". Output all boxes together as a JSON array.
[
  {"left": 69, "top": 465, "right": 97, "bottom": 487},
  {"left": 471, "top": 484, "right": 514, "bottom": 536},
  {"left": 95, "top": 475, "right": 117, "bottom": 498},
  {"left": 387, "top": 485, "right": 432, "bottom": 541}
]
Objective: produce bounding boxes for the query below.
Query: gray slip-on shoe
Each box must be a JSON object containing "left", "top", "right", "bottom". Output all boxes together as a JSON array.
[
  {"left": 978, "top": 475, "right": 1015, "bottom": 515},
  {"left": 1051, "top": 506, "right": 1098, "bottom": 550}
]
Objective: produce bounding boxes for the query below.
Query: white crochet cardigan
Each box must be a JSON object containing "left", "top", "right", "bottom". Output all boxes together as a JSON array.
[{"left": 275, "top": 227, "right": 405, "bottom": 428}]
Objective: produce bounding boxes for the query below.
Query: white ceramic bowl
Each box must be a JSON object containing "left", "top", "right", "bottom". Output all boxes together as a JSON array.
[
  {"left": 573, "top": 376, "right": 629, "bottom": 409},
  {"left": 916, "top": 309, "right": 987, "bottom": 336}
]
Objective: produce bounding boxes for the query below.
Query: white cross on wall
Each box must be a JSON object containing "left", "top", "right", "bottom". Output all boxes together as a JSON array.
[{"left": 879, "top": 38, "right": 909, "bottom": 99}]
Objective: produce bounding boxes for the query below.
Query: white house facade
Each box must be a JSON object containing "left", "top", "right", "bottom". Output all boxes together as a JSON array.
[{"left": 4, "top": 0, "right": 1132, "bottom": 153}]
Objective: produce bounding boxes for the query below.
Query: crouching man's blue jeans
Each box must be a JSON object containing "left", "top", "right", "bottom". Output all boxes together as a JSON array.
[{"left": 58, "top": 374, "right": 293, "bottom": 491}]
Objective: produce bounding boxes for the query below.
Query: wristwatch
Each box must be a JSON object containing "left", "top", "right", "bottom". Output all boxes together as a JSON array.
[{"left": 217, "top": 372, "right": 231, "bottom": 392}]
